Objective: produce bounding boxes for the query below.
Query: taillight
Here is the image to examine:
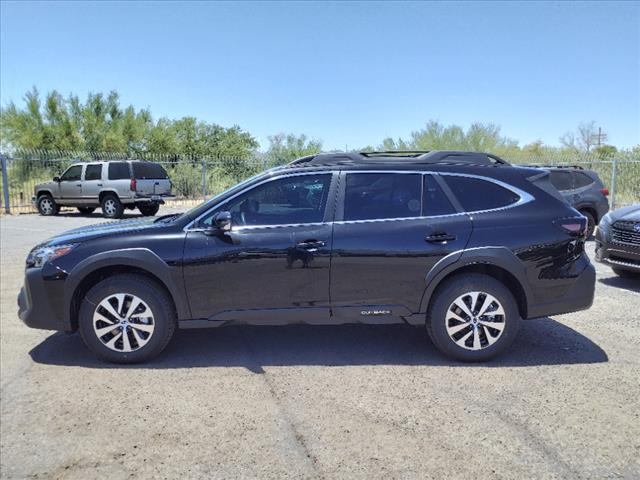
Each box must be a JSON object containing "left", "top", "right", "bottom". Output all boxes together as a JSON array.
[
  {"left": 553, "top": 217, "right": 588, "bottom": 237},
  {"left": 600, "top": 188, "right": 609, "bottom": 196},
  {"left": 130, "top": 178, "right": 137, "bottom": 191}
]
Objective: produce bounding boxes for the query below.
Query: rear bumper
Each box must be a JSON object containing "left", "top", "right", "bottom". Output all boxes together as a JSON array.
[
  {"left": 132, "top": 194, "right": 175, "bottom": 205},
  {"left": 18, "top": 268, "right": 69, "bottom": 332},
  {"left": 527, "top": 260, "right": 596, "bottom": 319}
]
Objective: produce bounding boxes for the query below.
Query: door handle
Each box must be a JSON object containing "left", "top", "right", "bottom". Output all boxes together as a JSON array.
[
  {"left": 425, "top": 232, "right": 456, "bottom": 243},
  {"left": 297, "top": 240, "right": 326, "bottom": 250},
  {"left": 76, "top": 183, "right": 82, "bottom": 187},
  {"left": 97, "top": 183, "right": 103, "bottom": 187}
]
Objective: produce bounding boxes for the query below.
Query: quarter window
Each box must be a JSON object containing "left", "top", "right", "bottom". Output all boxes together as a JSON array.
[
  {"left": 60, "top": 165, "right": 82, "bottom": 182},
  {"left": 573, "top": 172, "right": 594, "bottom": 188},
  {"left": 344, "top": 173, "right": 422, "bottom": 221},
  {"left": 206, "top": 174, "right": 331, "bottom": 227},
  {"left": 443, "top": 176, "right": 520, "bottom": 211},
  {"left": 548, "top": 171, "right": 573, "bottom": 191},
  {"left": 108, "top": 162, "right": 131, "bottom": 180},
  {"left": 85, "top": 164, "right": 102, "bottom": 181}
]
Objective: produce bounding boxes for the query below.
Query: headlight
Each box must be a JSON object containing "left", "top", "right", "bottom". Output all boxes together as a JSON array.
[
  {"left": 599, "top": 213, "right": 612, "bottom": 230},
  {"left": 26, "top": 244, "right": 77, "bottom": 269}
]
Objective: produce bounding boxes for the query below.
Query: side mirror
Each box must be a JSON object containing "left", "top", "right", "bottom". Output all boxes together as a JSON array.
[
  {"left": 53, "top": 176, "right": 60, "bottom": 182},
  {"left": 203, "top": 211, "right": 232, "bottom": 235}
]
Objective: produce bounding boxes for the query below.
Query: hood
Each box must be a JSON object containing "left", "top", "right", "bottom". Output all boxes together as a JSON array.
[
  {"left": 35, "top": 180, "right": 58, "bottom": 190},
  {"left": 609, "top": 204, "right": 640, "bottom": 222},
  {"left": 41, "top": 216, "right": 165, "bottom": 247}
]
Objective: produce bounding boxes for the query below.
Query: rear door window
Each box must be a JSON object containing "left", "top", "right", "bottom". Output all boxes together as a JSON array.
[
  {"left": 84, "top": 164, "right": 102, "bottom": 181},
  {"left": 443, "top": 176, "right": 520, "bottom": 211},
  {"left": 548, "top": 171, "right": 574, "bottom": 191},
  {"left": 132, "top": 162, "right": 169, "bottom": 179},
  {"left": 108, "top": 162, "right": 131, "bottom": 180},
  {"left": 344, "top": 173, "right": 422, "bottom": 221}
]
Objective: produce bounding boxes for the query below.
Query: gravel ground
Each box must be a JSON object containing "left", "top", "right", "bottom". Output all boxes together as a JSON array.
[{"left": 1, "top": 208, "right": 639, "bottom": 480}]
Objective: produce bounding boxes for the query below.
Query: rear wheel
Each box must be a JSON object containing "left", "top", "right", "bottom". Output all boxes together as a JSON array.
[
  {"left": 580, "top": 210, "right": 595, "bottom": 239},
  {"left": 426, "top": 273, "right": 520, "bottom": 362},
  {"left": 101, "top": 194, "right": 124, "bottom": 219},
  {"left": 138, "top": 204, "right": 160, "bottom": 216},
  {"left": 78, "top": 274, "right": 177, "bottom": 363},
  {"left": 37, "top": 194, "right": 59, "bottom": 216},
  {"left": 77, "top": 207, "right": 95, "bottom": 215}
]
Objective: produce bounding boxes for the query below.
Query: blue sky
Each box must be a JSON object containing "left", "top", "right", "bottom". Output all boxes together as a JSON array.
[{"left": 1, "top": 1, "right": 638, "bottom": 150}]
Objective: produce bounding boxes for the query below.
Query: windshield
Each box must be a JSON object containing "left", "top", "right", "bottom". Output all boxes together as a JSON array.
[{"left": 175, "top": 168, "right": 281, "bottom": 222}]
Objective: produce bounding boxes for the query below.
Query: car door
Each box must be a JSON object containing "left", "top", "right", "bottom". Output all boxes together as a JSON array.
[
  {"left": 82, "top": 163, "right": 104, "bottom": 201},
  {"left": 58, "top": 165, "right": 84, "bottom": 201},
  {"left": 182, "top": 171, "right": 338, "bottom": 323},
  {"left": 330, "top": 171, "right": 472, "bottom": 322}
]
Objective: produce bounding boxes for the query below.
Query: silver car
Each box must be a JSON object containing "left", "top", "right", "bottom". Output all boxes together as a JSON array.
[{"left": 33, "top": 160, "right": 174, "bottom": 218}]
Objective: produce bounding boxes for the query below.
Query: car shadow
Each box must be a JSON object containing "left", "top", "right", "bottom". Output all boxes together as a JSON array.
[
  {"left": 56, "top": 212, "right": 144, "bottom": 219},
  {"left": 30, "top": 318, "right": 608, "bottom": 372},
  {"left": 598, "top": 275, "right": 640, "bottom": 293}
]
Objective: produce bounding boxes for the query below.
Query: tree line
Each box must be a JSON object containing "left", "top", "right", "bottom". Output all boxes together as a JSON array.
[{"left": 1, "top": 88, "right": 635, "bottom": 165}]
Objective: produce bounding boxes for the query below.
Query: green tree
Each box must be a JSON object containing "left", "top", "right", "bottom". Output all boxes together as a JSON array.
[{"left": 265, "top": 133, "right": 322, "bottom": 165}]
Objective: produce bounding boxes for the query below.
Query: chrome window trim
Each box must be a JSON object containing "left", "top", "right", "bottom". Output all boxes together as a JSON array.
[
  {"left": 183, "top": 170, "right": 334, "bottom": 232},
  {"left": 184, "top": 168, "right": 534, "bottom": 231}
]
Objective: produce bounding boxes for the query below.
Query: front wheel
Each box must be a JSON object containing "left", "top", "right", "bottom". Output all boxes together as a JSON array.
[
  {"left": 426, "top": 273, "right": 520, "bottom": 362},
  {"left": 78, "top": 274, "right": 177, "bottom": 363},
  {"left": 138, "top": 204, "right": 160, "bottom": 216},
  {"left": 37, "top": 194, "right": 59, "bottom": 216}
]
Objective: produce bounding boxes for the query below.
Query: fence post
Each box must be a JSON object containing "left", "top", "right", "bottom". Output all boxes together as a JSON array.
[
  {"left": 609, "top": 157, "right": 617, "bottom": 209},
  {"left": 201, "top": 159, "right": 207, "bottom": 200},
  {"left": 1, "top": 154, "right": 10, "bottom": 214}
]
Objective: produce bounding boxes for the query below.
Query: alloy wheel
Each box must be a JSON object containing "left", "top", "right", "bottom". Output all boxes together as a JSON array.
[
  {"left": 445, "top": 291, "right": 506, "bottom": 350},
  {"left": 93, "top": 293, "right": 155, "bottom": 352},
  {"left": 40, "top": 198, "right": 53, "bottom": 214},
  {"left": 104, "top": 199, "right": 116, "bottom": 216}
]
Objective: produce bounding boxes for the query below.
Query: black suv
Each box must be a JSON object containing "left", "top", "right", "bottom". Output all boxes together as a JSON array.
[
  {"left": 545, "top": 166, "right": 610, "bottom": 238},
  {"left": 18, "top": 151, "right": 596, "bottom": 363}
]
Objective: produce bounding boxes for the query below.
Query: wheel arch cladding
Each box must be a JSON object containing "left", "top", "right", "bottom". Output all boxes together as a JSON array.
[
  {"left": 419, "top": 247, "right": 531, "bottom": 320},
  {"left": 65, "top": 249, "right": 190, "bottom": 331}
]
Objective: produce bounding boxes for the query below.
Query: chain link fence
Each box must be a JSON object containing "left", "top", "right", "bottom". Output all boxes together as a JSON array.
[{"left": 1, "top": 149, "right": 639, "bottom": 214}]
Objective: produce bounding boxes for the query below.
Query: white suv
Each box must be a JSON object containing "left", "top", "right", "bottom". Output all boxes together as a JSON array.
[{"left": 33, "top": 160, "right": 174, "bottom": 218}]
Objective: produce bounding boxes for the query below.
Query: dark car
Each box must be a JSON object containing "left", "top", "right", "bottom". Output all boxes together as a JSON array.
[
  {"left": 18, "top": 151, "right": 596, "bottom": 363},
  {"left": 595, "top": 204, "right": 640, "bottom": 278},
  {"left": 545, "top": 166, "right": 610, "bottom": 238}
]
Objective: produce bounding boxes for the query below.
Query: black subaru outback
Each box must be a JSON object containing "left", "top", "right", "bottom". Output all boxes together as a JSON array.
[{"left": 18, "top": 151, "right": 596, "bottom": 363}]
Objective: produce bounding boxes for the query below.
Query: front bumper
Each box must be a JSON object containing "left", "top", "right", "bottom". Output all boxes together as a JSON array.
[
  {"left": 18, "top": 268, "right": 69, "bottom": 331},
  {"left": 595, "top": 229, "right": 640, "bottom": 272},
  {"left": 527, "top": 259, "right": 596, "bottom": 319}
]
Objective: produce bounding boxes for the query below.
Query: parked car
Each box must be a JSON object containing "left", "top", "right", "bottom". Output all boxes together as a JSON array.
[
  {"left": 544, "top": 166, "right": 609, "bottom": 238},
  {"left": 33, "top": 160, "right": 174, "bottom": 219},
  {"left": 595, "top": 204, "right": 640, "bottom": 278},
  {"left": 18, "top": 151, "right": 596, "bottom": 363}
]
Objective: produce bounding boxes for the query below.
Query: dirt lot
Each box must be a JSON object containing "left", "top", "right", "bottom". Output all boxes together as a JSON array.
[{"left": 1, "top": 208, "right": 639, "bottom": 479}]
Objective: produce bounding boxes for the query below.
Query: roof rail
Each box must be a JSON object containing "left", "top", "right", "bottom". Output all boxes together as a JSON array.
[
  {"left": 288, "top": 150, "right": 510, "bottom": 167},
  {"left": 519, "top": 164, "right": 585, "bottom": 170},
  {"left": 360, "top": 151, "right": 430, "bottom": 157}
]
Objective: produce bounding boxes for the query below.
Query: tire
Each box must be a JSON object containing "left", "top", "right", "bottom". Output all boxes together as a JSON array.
[
  {"left": 612, "top": 267, "right": 639, "bottom": 279},
  {"left": 138, "top": 204, "right": 160, "bottom": 216},
  {"left": 101, "top": 194, "right": 124, "bottom": 219},
  {"left": 78, "top": 274, "right": 177, "bottom": 363},
  {"left": 580, "top": 210, "right": 595, "bottom": 239},
  {"left": 77, "top": 207, "right": 95, "bottom": 215},
  {"left": 426, "top": 273, "right": 520, "bottom": 362},
  {"left": 36, "top": 194, "right": 59, "bottom": 216}
]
